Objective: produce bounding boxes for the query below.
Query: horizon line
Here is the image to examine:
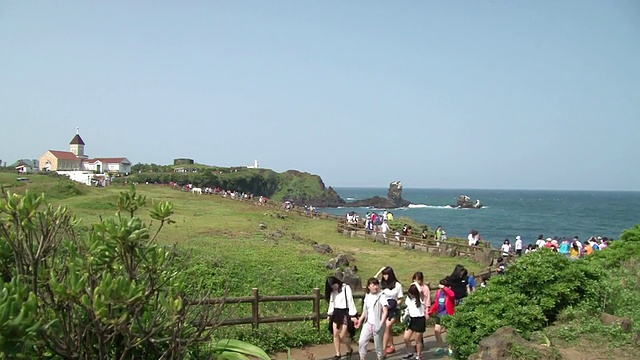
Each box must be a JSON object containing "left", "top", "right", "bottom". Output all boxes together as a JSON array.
[{"left": 330, "top": 186, "right": 640, "bottom": 193}]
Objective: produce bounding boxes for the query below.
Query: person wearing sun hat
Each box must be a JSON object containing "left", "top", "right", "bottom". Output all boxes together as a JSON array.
[
  {"left": 515, "top": 235, "right": 523, "bottom": 257},
  {"left": 544, "top": 237, "right": 554, "bottom": 248}
]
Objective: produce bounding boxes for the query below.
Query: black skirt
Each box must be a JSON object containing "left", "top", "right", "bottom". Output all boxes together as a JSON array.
[
  {"left": 408, "top": 316, "right": 426, "bottom": 333},
  {"left": 331, "top": 308, "right": 349, "bottom": 326}
]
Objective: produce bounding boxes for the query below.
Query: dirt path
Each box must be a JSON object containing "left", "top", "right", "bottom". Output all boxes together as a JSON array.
[{"left": 273, "top": 330, "right": 450, "bottom": 360}]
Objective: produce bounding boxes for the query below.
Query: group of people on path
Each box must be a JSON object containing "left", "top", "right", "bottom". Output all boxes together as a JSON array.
[{"left": 325, "top": 265, "right": 475, "bottom": 360}]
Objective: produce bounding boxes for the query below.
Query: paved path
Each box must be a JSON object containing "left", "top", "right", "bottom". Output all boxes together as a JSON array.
[{"left": 274, "top": 330, "right": 450, "bottom": 360}]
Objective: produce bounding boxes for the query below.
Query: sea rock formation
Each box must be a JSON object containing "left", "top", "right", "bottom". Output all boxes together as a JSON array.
[
  {"left": 348, "top": 181, "right": 411, "bottom": 208},
  {"left": 453, "top": 195, "right": 483, "bottom": 209}
]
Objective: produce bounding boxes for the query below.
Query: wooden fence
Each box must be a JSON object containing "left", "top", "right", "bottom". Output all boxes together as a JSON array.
[
  {"left": 335, "top": 222, "right": 510, "bottom": 261},
  {"left": 186, "top": 274, "right": 498, "bottom": 332}
]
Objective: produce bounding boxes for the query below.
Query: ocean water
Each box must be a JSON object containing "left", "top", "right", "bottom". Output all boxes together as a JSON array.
[{"left": 322, "top": 188, "right": 640, "bottom": 248}]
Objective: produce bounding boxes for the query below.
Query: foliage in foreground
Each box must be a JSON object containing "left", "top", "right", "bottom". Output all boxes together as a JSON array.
[
  {"left": 0, "top": 186, "right": 269, "bottom": 360},
  {"left": 445, "top": 225, "right": 640, "bottom": 359}
]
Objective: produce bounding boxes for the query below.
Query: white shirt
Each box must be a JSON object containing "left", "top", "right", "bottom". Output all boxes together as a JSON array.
[
  {"left": 468, "top": 234, "right": 475, "bottom": 246},
  {"left": 405, "top": 296, "right": 425, "bottom": 317},
  {"left": 381, "top": 281, "right": 404, "bottom": 301},
  {"left": 501, "top": 244, "right": 511, "bottom": 255},
  {"left": 536, "top": 239, "right": 546, "bottom": 248},
  {"left": 380, "top": 222, "right": 389, "bottom": 233},
  {"left": 515, "top": 239, "right": 522, "bottom": 250},
  {"left": 327, "top": 284, "right": 357, "bottom": 316}
]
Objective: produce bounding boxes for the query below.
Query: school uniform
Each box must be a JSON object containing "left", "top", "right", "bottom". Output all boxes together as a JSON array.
[
  {"left": 381, "top": 282, "right": 403, "bottom": 319},
  {"left": 327, "top": 284, "right": 357, "bottom": 326},
  {"left": 405, "top": 296, "right": 426, "bottom": 333}
]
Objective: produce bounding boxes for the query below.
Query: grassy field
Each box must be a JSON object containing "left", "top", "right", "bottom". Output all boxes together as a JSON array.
[{"left": 0, "top": 172, "right": 484, "bottom": 352}]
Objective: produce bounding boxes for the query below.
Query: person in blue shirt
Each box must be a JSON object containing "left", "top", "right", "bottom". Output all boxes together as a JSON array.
[
  {"left": 467, "top": 273, "right": 477, "bottom": 293},
  {"left": 559, "top": 239, "right": 570, "bottom": 256}
]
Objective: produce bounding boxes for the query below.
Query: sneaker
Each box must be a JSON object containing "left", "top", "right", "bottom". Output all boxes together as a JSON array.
[
  {"left": 447, "top": 348, "right": 454, "bottom": 357},
  {"left": 433, "top": 348, "right": 444, "bottom": 356},
  {"left": 384, "top": 346, "right": 396, "bottom": 355},
  {"left": 402, "top": 353, "right": 414, "bottom": 360},
  {"left": 415, "top": 357, "right": 422, "bottom": 360}
]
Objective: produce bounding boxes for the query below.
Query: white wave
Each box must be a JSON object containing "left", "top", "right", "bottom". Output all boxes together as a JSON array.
[
  {"left": 407, "top": 204, "right": 428, "bottom": 208},
  {"left": 346, "top": 197, "right": 356, "bottom": 201}
]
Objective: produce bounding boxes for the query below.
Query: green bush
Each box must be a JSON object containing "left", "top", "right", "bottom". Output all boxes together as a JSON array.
[
  {"left": 444, "top": 249, "right": 603, "bottom": 359},
  {"left": 0, "top": 186, "right": 269, "bottom": 359}
]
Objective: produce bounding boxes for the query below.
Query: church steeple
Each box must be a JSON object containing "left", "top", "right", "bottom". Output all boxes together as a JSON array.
[{"left": 69, "top": 127, "right": 87, "bottom": 158}]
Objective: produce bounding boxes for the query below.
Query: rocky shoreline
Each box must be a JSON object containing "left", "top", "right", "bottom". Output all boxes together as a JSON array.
[{"left": 335, "top": 181, "right": 411, "bottom": 208}]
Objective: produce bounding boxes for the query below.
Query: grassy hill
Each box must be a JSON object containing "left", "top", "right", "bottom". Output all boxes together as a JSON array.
[
  {"left": 0, "top": 172, "right": 483, "bottom": 352},
  {"left": 116, "top": 165, "right": 346, "bottom": 206}
]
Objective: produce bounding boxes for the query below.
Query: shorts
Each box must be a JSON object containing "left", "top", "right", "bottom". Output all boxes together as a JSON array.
[
  {"left": 331, "top": 308, "right": 349, "bottom": 326},
  {"left": 408, "top": 316, "right": 426, "bottom": 333}
]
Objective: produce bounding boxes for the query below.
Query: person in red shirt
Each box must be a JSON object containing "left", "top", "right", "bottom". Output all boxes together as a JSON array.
[{"left": 428, "top": 278, "right": 456, "bottom": 357}]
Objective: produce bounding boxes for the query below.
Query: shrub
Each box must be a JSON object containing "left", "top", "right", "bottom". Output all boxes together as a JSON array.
[
  {"left": 444, "top": 249, "right": 603, "bottom": 359},
  {"left": 0, "top": 186, "right": 268, "bottom": 359}
]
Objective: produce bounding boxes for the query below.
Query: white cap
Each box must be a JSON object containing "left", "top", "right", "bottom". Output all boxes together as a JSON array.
[{"left": 516, "top": 235, "right": 521, "bottom": 240}]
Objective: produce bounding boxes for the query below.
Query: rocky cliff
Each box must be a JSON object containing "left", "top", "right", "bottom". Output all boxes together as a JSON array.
[
  {"left": 118, "top": 166, "right": 346, "bottom": 207},
  {"left": 348, "top": 181, "right": 411, "bottom": 208}
]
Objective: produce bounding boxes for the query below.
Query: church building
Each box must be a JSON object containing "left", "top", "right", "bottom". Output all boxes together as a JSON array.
[{"left": 39, "top": 130, "right": 131, "bottom": 174}]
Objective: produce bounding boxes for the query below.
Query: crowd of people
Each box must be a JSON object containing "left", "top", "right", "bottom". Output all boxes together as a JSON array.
[
  {"left": 494, "top": 234, "right": 613, "bottom": 259},
  {"left": 325, "top": 265, "right": 477, "bottom": 360}
]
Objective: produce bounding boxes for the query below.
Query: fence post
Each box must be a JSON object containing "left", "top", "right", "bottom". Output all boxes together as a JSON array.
[
  {"left": 251, "top": 288, "right": 259, "bottom": 330},
  {"left": 312, "top": 288, "right": 321, "bottom": 331}
]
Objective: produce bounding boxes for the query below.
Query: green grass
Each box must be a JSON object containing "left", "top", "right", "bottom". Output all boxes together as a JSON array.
[{"left": 1, "top": 172, "right": 485, "bottom": 353}]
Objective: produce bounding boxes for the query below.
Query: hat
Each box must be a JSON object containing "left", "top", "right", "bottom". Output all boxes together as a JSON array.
[
  {"left": 597, "top": 236, "right": 602, "bottom": 240},
  {"left": 552, "top": 240, "right": 558, "bottom": 245},
  {"left": 516, "top": 235, "right": 521, "bottom": 240},
  {"left": 546, "top": 237, "right": 552, "bottom": 241}
]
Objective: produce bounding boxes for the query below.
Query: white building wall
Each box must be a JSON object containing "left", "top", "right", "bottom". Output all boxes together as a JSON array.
[{"left": 57, "top": 171, "right": 93, "bottom": 186}]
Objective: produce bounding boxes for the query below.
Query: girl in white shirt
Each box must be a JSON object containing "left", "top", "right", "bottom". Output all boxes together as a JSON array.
[
  {"left": 326, "top": 276, "right": 358, "bottom": 360},
  {"left": 402, "top": 284, "right": 426, "bottom": 360},
  {"left": 501, "top": 239, "right": 511, "bottom": 257},
  {"left": 355, "top": 278, "right": 389, "bottom": 360},
  {"left": 375, "top": 266, "right": 403, "bottom": 355}
]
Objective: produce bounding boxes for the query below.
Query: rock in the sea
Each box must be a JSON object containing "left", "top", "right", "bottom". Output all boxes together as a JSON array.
[
  {"left": 348, "top": 181, "right": 411, "bottom": 208},
  {"left": 453, "top": 195, "right": 483, "bottom": 209},
  {"left": 313, "top": 244, "right": 333, "bottom": 254}
]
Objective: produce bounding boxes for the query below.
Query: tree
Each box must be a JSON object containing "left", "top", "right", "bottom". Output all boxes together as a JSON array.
[{"left": 0, "top": 185, "right": 269, "bottom": 360}]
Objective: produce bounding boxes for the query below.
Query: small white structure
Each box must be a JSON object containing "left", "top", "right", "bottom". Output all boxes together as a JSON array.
[
  {"left": 247, "top": 160, "right": 259, "bottom": 169},
  {"left": 15, "top": 164, "right": 34, "bottom": 173},
  {"left": 83, "top": 158, "right": 132, "bottom": 174}
]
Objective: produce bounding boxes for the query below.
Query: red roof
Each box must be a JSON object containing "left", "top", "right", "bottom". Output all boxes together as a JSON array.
[
  {"left": 48, "top": 150, "right": 80, "bottom": 160},
  {"left": 85, "top": 157, "right": 129, "bottom": 164}
]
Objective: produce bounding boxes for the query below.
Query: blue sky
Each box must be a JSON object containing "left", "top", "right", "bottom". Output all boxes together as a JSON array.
[{"left": 1, "top": 1, "right": 639, "bottom": 191}]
